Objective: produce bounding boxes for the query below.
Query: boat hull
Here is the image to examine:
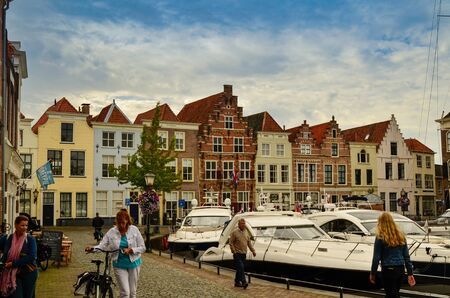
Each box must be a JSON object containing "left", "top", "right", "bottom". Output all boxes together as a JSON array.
[{"left": 169, "top": 241, "right": 219, "bottom": 252}]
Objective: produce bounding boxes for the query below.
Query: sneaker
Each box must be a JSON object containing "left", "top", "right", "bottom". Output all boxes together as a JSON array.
[{"left": 243, "top": 283, "right": 248, "bottom": 289}]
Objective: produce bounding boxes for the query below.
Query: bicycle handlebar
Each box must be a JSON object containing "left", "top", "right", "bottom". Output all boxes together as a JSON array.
[{"left": 89, "top": 248, "right": 120, "bottom": 253}]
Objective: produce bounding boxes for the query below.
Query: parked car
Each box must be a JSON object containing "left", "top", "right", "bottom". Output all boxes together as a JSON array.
[{"left": 437, "top": 209, "right": 450, "bottom": 225}]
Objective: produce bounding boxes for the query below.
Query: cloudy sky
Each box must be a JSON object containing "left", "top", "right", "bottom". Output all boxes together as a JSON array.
[{"left": 7, "top": 1, "right": 450, "bottom": 160}]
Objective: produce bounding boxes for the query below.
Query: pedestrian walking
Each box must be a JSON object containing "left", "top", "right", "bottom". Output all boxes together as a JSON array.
[
  {"left": 0, "top": 215, "right": 38, "bottom": 298},
  {"left": 86, "top": 209, "right": 145, "bottom": 298},
  {"left": 369, "top": 212, "right": 415, "bottom": 297},
  {"left": 92, "top": 212, "right": 105, "bottom": 242},
  {"left": 229, "top": 218, "right": 256, "bottom": 289}
]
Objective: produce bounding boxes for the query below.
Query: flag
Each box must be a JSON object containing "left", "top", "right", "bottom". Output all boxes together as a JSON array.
[
  {"left": 36, "top": 161, "right": 54, "bottom": 190},
  {"left": 230, "top": 169, "right": 239, "bottom": 189}
]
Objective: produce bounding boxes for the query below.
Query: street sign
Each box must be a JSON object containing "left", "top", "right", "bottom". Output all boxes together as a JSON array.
[
  {"left": 125, "top": 198, "right": 131, "bottom": 206},
  {"left": 179, "top": 199, "right": 186, "bottom": 208}
]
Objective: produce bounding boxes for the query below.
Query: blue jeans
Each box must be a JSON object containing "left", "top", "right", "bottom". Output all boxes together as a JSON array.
[{"left": 233, "top": 253, "right": 246, "bottom": 285}]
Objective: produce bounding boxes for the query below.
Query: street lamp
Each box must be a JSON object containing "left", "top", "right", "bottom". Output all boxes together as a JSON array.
[
  {"left": 33, "top": 189, "right": 39, "bottom": 204},
  {"left": 144, "top": 172, "right": 155, "bottom": 253}
]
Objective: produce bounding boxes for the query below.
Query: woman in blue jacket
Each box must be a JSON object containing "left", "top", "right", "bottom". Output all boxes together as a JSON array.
[
  {"left": 370, "top": 212, "right": 415, "bottom": 297},
  {"left": 0, "top": 215, "right": 38, "bottom": 298}
]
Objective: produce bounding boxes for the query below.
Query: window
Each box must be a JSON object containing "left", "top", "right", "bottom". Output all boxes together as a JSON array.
[
  {"left": 416, "top": 174, "right": 422, "bottom": 188},
  {"left": 300, "top": 144, "right": 311, "bottom": 155},
  {"left": 43, "top": 192, "right": 54, "bottom": 205},
  {"left": 102, "top": 155, "right": 115, "bottom": 177},
  {"left": 355, "top": 169, "right": 361, "bottom": 185},
  {"left": 121, "top": 156, "right": 129, "bottom": 172},
  {"left": 324, "top": 165, "right": 333, "bottom": 184},
  {"left": 389, "top": 192, "right": 397, "bottom": 212},
  {"left": 332, "top": 129, "right": 337, "bottom": 138},
  {"left": 48, "top": 150, "right": 62, "bottom": 176},
  {"left": 222, "top": 192, "right": 231, "bottom": 206},
  {"left": 390, "top": 142, "right": 397, "bottom": 156},
  {"left": 303, "top": 132, "right": 310, "bottom": 139},
  {"left": 281, "top": 165, "right": 289, "bottom": 183},
  {"left": 358, "top": 150, "right": 369, "bottom": 163},
  {"left": 20, "top": 154, "right": 32, "bottom": 179},
  {"left": 309, "top": 164, "right": 317, "bottom": 183},
  {"left": 61, "top": 123, "right": 73, "bottom": 142},
  {"left": 367, "top": 169, "right": 373, "bottom": 185},
  {"left": 175, "top": 132, "right": 185, "bottom": 151},
  {"left": 19, "top": 190, "right": 31, "bottom": 215},
  {"left": 417, "top": 155, "right": 422, "bottom": 168},
  {"left": 213, "top": 137, "right": 223, "bottom": 152},
  {"left": 223, "top": 161, "right": 234, "bottom": 180},
  {"left": 96, "top": 191, "right": 107, "bottom": 217},
  {"left": 112, "top": 191, "right": 123, "bottom": 213},
  {"left": 60, "top": 193, "right": 72, "bottom": 218},
  {"left": 225, "top": 116, "right": 233, "bottom": 129},
  {"left": 182, "top": 159, "right": 193, "bottom": 181},
  {"left": 331, "top": 143, "right": 338, "bottom": 157},
  {"left": 166, "top": 160, "right": 176, "bottom": 173},
  {"left": 181, "top": 191, "right": 195, "bottom": 214},
  {"left": 76, "top": 193, "right": 87, "bottom": 217},
  {"left": 237, "top": 191, "right": 250, "bottom": 212},
  {"left": 425, "top": 156, "right": 431, "bottom": 168},
  {"left": 338, "top": 165, "right": 346, "bottom": 184},
  {"left": 240, "top": 161, "right": 250, "bottom": 179},
  {"left": 297, "top": 163, "right": 305, "bottom": 182},
  {"left": 425, "top": 174, "right": 434, "bottom": 189},
  {"left": 262, "top": 143, "right": 270, "bottom": 156},
  {"left": 398, "top": 163, "right": 405, "bottom": 180},
  {"left": 269, "top": 165, "right": 277, "bottom": 183},
  {"left": 71, "top": 151, "right": 85, "bottom": 176},
  {"left": 276, "top": 144, "right": 284, "bottom": 156},
  {"left": 158, "top": 131, "right": 168, "bottom": 150},
  {"left": 205, "top": 161, "right": 217, "bottom": 179},
  {"left": 257, "top": 164, "right": 265, "bottom": 183},
  {"left": 165, "top": 191, "right": 178, "bottom": 223},
  {"left": 234, "top": 137, "right": 244, "bottom": 153},
  {"left": 102, "top": 131, "right": 115, "bottom": 147},
  {"left": 121, "top": 132, "right": 133, "bottom": 148},
  {"left": 385, "top": 163, "right": 392, "bottom": 179}
]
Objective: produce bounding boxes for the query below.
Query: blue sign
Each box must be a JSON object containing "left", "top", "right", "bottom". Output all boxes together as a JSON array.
[
  {"left": 36, "top": 161, "right": 55, "bottom": 190},
  {"left": 178, "top": 199, "right": 186, "bottom": 208},
  {"left": 125, "top": 198, "right": 131, "bottom": 206}
]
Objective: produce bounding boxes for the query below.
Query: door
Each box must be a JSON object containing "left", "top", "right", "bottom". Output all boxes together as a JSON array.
[
  {"left": 130, "top": 203, "right": 139, "bottom": 225},
  {"left": 42, "top": 192, "right": 55, "bottom": 226}
]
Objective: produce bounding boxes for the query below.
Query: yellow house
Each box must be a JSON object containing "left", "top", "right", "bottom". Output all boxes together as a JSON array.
[{"left": 32, "top": 98, "right": 93, "bottom": 226}]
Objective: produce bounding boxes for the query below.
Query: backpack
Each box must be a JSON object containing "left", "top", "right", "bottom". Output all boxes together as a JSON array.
[{"left": 73, "top": 271, "right": 96, "bottom": 296}]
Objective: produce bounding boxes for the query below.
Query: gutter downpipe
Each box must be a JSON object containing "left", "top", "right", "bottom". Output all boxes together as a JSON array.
[{"left": 1, "top": 0, "right": 11, "bottom": 231}]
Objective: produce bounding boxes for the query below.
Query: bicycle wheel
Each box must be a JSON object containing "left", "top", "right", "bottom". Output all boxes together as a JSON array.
[{"left": 101, "top": 285, "right": 113, "bottom": 298}]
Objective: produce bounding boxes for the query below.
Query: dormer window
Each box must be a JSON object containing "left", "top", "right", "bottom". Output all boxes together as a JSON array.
[{"left": 357, "top": 149, "right": 369, "bottom": 163}]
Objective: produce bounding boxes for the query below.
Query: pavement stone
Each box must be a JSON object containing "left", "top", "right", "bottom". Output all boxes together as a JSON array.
[{"left": 35, "top": 226, "right": 352, "bottom": 298}]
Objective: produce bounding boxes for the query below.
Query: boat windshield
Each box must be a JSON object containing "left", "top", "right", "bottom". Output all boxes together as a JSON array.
[
  {"left": 183, "top": 216, "right": 230, "bottom": 227},
  {"left": 362, "top": 221, "right": 426, "bottom": 236},
  {"left": 255, "top": 225, "right": 325, "bottom": 240}
]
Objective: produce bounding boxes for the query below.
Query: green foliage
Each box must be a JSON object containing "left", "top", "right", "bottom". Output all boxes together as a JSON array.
[{"left": 111, "top": 103, "right": 182, "bottom": 192}]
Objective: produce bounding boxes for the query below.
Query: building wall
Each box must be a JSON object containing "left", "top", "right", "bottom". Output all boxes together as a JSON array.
[
  {"left": 36, "top": 112, "right": 93, "bottom": 225},
  {"left": 254, "top": 131, "right": 293, "bottom": 210},
  {"left": 411, "top": 151, "right": 436, "bottom": 217},
  {"left": 348, "top": 142, "right": 378, "bottom": 196}
]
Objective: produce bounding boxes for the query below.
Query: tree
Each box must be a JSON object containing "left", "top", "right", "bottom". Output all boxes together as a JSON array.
[{"left": 111, "top": 103, "right": 181, "bottom": 193}]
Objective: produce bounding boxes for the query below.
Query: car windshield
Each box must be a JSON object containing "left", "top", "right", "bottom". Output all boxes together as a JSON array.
[
  {"left": 439, "top": 210, "right": 450, "bottom": 218},
  {"left": 349, "top": 211, "right": 405, "bottom": 221},
  {"left": 255, "top": 225, "right": 325, "bottom": 240},
  {"left": 362, "top": 221, "right": 426, "bottom": 236},
  {"left": 183, "top": 216, "right": 230, "bottom": 227}
]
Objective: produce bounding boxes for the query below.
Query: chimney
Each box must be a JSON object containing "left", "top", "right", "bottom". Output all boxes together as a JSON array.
[
  {"left": 224, "top": 84, "right": 232, "bottom": 96},
  {"left": 81, "top": 103, "right": 90, "bottom": 114}
]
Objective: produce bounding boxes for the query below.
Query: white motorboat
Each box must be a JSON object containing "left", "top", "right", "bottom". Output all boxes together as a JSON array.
[
  {"left": 200, "top": 210, "right": 385, "bottom": 287},
  {"left": 168, "top": 200, "right": 232, "bottom": 252},
  {"left": 307, "top": 209, "right": 450, "bottom": 277}
]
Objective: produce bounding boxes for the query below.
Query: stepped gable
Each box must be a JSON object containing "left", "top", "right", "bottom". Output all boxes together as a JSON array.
[
  {"left": 134, "top": 103, "right": 178, "bottom": 124},
  {"left": 92, "top": 100, "right": 131, "bottom": 124},
  {"left": 341, "top": 120, "right": 390, "bottom": 145},
  {"left": 31, "top": 97, "right": 79, "bottom": 134},
  {"left": 404, "top": 138, "right": 435, "bottom": 154},
  {"left": 309, "top": 122, "right": 331, "bottom": 146},
  {"left": 286, "top": 121, "right": 309, "bottom": 142},
  {"left": 244, "top": 111, "right": 283, "bottom": 134},
  {"left": 177, "top": 92, "right": 225, "bottom": 124}
]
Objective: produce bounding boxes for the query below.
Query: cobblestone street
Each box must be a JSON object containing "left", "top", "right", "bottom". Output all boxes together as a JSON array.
[{"left": 35, "top": 226, "right": 348, "bottom": 298}]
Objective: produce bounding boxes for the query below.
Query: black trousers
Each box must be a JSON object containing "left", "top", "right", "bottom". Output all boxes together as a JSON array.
[{"left": 381, "top": 266, "right": 404, "bottom": 298}]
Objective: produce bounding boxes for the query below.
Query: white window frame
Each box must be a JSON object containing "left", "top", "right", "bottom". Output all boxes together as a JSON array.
[
  {"left": 182, "top": 158, "right": 193, "bottom": 181},
  {"left": 257, "top": 164, "right": 265, "bottom": 183},
  {"left": 281, "top": 164, "right": 289, "bottom": 183},
  {"left": 102, "top": 155, "right": 115, "bottom": 178},
  {"left": 261, "top": 143, "right": 270, "bottom": 156},
  {"left": 102, "top": 131, "right": 115, "bottom": 147},
  {"left": 223, "top": 161, "right": 234, "bottom": 180},
  {"left": 121, "top": 132, "right": 134, "bottom": 148},
  {"left": 175, "top": 131, "right": 185, "bottom": 151},
  {"left": 239, "top": 161, "right": 251, "bottom": 180},
  {"left": 225, "top": 116, "right": 233, "bottom": 129},
  {"left": 300, "top": 144, "right": 311, "bottom": 155},
  {"left": 205, "top": 161, "right": 217, "bottom": 180},
  {"left": 276, "top": 144, "right": 284, "bottom": 156},
  {"left": 234, "top": 137, "right": 244, "bottom": 153},
  {"left": 213, "top": 136, "right": 223, "bottom": 153},
  {"left": 158, "top": 130, "right": 168, "bottom": 150}
]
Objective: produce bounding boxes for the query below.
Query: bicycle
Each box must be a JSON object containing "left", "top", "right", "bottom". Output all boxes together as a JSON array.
[
  {"left": 36, "top": 238, "right": 51, "bottom": 271},
  {"left": 74, "top": 248, "right": 118, "bottom": 298}
]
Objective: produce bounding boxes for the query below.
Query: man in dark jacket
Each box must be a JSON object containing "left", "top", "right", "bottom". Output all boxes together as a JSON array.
[{"left": 92, "top": 213, "right": 104, "bottom": 242}]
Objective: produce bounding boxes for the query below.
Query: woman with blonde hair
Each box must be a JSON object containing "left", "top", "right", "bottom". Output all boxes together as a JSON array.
[
  {"left": 370, "top": 212, "right": 415, "bottom": 297},
  {"left": 86, "top": 209, "right": 145, "bottom": 298}
]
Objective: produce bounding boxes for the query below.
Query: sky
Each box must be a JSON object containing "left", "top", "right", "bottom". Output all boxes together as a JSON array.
[{"left": 6, "top": 0, "right": 450, "bottom": 162}]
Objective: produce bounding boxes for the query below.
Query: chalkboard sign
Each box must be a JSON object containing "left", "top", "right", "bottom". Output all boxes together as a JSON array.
[{"left": 41, "top": 230, "right": 63, "bottom": 263}]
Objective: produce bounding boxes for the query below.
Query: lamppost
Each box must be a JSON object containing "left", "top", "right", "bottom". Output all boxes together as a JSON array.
[
  {"left": 144, "top": 172, "right": 155, "bottom": 253},
  {"left": 33, "top": 189, "right": 39, "bottom": 204}
]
